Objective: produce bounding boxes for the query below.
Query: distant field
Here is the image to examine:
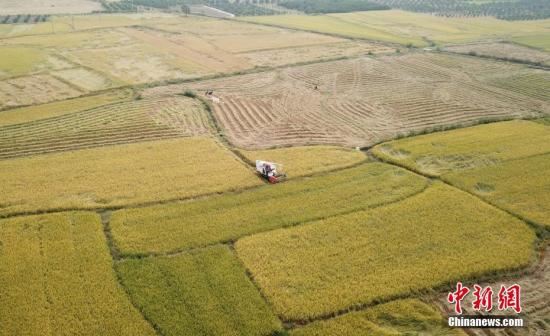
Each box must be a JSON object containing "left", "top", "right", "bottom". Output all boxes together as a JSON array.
[
  {"left": 0, "top": 89, "right": 133, "bottom": 126},
  {"left": 291, "top": 299, "right": 465, "bottom": 336},
  {"left": 110, "top": 163, "right": 427, "bottom": 255},
  {"left": 0, "top": 0, "right": 102, "bottom": 15},
  {"left": 373, "top": 120, "right": 550, "bottom": 227},
  {"left": 236, "top": 182, "right": 535, "bottom": 320},
  {"left": 117, "top": 245, "right": 281, "bottom": 336},
  {"left": 0, "top": 96, "right": 211, "bottom": 159},
  {"left": 239, "top": 146, "right": 366, "bottom": 177},
  {"left": 242, "top": 10, "right": 550, "bottom": 47},
  {"left": 445, "top": 42, "right": 550, "bottom": 65},
  {"left": 145, "top": 53, "right": 548, "bottom": 149},
  {"left": 0, "top": 212, "right": 155, "bottom": 336},
  {"left": 0, "top": 137, "right": 260, "bottom": 216}
]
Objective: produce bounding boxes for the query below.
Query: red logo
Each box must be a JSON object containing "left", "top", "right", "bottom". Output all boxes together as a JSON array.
[{"left": 447, "top": 282, "right": 521, "bottom": 314}]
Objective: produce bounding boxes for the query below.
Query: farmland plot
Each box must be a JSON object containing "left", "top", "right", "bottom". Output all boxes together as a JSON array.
[
  {"left": 239, "top": 145, "right": 366, "bottom": 177},
  {"left": 0, "top": 0, "right": 102, "bottom": 15},
  {"left": 0, "top": 96, "right": 211, "bottom": 159},
  {"left": 147, "top": 53, "right": 548, "bottom": 149},
  {"left": 291, "top": 299, "right": 465, "bottom": 336},
  {"left": 110, "top": 163, "right": 427, "bottom": 255},
  {"left": 0, "top": 212, "right": 155, "bottom": 336},
  {"left": 445, "top": 42, "right": 550, "bottom": 66},
  {"left": 117, "top": 245, "right": 282, "bottom": 336},
  {"left": 372, "top": 120, "right": 550, "bottom": 227},
  {"left": 0, "top": 89, "right": 133, "bottom": 126},
  {"left": 0, "top": 46, "right": 71, "bottom": 79},
  {"left": 235, "top": 182, "right": 536, "bottom": 320},
  {"left": 0, "top": 74, "right": 83, "bottom": 109},
  {"left": 0, "top": 137, "right": 260, "bottom": 216},
  {"left": 51, "top": 67, "right": 116, "bottom": 91}
]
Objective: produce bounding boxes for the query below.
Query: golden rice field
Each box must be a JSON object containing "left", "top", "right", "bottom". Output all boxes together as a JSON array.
[
  {"left": 0, "top": 95, "right": 211, "bottom": 159},
  {"left": 0, "top": 137, "right": 260, "bottom": 216},
  {"left": 235, "top": 182, "right": 535, "bottom": 320},
  {"left": 110, "top": 163, "right": 427, "bottom": 255},
  {"left": 0, "top": 89, "right": 133, "bottom": 126},
  {"left": 290, "top": 299, "right": 466, "bottom": 336},
  {"left": 116, "top": 245, "right": 281, "bottom": 336},
  {"left": 242, "top": 10, "right": 550, "bottom": 48},
  {"left": 0, "top": 212, "right": 155, "bottom": 336},
  {"left": 372, "top": 120, "right": 550, "bottom": 176},
  {"left": 238, "top": 146, "right": 366, "bottom": 178},
  {"left": 372, "top": 120, "right": 550, "bottom": 227}
]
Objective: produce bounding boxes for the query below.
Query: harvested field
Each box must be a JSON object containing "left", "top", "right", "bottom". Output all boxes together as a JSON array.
[
  {"left": 0, "top": 0, "right": 102, "bottom": 15},
  {"left": 51, "top": 67, "right": 115, "bottom": 91},
  {"left": 145, "top": 53, "right": 548, "bottom": 149},
  {"left": 0, "top": 46, "right": 70, "bottom": 78},
  {"left": 0, "top": 137, "right": 261, "bottom": 216},
  {"left": 0, "top": 73, "right": 83, "bottom": 109},
  {"left": 445, "top": 42, "right": 550, "bottom": 66},
  {"left": 110, "top": 163, "right": 427, "bottom": 255},
  {"left": 0, "top": 89, "right": 133, "bottom": 126},
  {"left": 0, "top": 96, "right": 211, "bottom": 159},
  {"left": 239, "top": 145, "right": 366, "bottom": 178},
  {"left": 290, "top": 299, "right": 465, "bottom": 336},
  {"left": 117, "top": 245, "right": 282, "bottom": 336},
  {"left": 372, "top": 120, "right": 550, "bottom": 227},
  {"left": 0, "top": 212, "right": 155, "bottom": 336},
  {"left": 235, "top": 182, "right": 536, "bottom": 320},
  {"left": 432, "top": 244, "right": 549, "bottom": 336}
]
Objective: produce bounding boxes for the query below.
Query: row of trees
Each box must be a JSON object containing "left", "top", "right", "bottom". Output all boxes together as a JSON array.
[
  {"left": 0, "top": 14, "right": 49, "bottom": 24},
  {"left": 100, "top": 0, "right": 277, "bottom": 16},
  {"left": 279, "top": 0, "right": 389, "bottom": 14},
  {"left": 368, "top": 0, "right": 550, "bottom": 20}
]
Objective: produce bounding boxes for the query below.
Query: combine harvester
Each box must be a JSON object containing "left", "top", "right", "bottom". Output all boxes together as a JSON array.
[{"left": 256, "top": 160, "right": 286, "bottom": 184}]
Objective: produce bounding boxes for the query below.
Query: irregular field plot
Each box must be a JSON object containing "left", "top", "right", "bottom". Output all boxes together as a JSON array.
[
  {"left": 0, "top": 212, "right": 155, "bottom": 336},
  {"left": 0, "top": 137, "right": 260, "bottom": 216},
  {"left": 0, "top": 95, "right": 212, "bottom": 159},
  {"left": 117, "top": 245, "right": 281, "bottom": 336},
  {"left": 0, "top": 73, "right": 83, "bottom": 109},
  {"left": 291, "top": 299, "right": 465, "bottom": 336},
  {"left": 0, "top": 88, "right": 133, "bottom": 126},
  {"left": 110, "top": 163, "right": 427, "bottom": 255},
  {"left": 239, "top": 145, "right": 366, "bottom": 178},
  {"left": 372, "top": 120, "right": 550, "bottom": 227},
  {"left": 446, "top": 153, "right": 550, "bottom": 228},
  {"left": 445, "top": 42, "right": 550, "bottom": 66},
  {"left": 51, "top": 67, "right": 115, "bottom": 91},
  {"left": 235, "top": 182, "right": 536, "bottom": 320},
  {"left": 0, "top": 46, "right": 67, "bottom": 78},
  {"left": 0, "top": 0, "right": 102, "bottom": 15},
  {"left": 147, "top": 53, "right": 548, "bottom": 149},
  {"left": 242, "top": 10, "right": 550, "bottom": 47},
  {"left": 372, "top": 120, "right": 550, "bottom": 176}
]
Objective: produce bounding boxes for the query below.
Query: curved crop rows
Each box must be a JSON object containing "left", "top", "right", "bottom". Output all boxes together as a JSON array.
[
  {"left": 0, "top": 96, "right": 211, "bottom": 159},
  {"left": 170, "top": 53, "right": 547, "bottom": 149}
]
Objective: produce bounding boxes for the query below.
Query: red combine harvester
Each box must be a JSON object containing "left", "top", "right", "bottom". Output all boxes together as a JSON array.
[{"left": 256, "top": 160, "right": 286, "bottom": 184}]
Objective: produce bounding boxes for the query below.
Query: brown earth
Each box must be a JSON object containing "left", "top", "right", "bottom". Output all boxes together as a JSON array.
[{"left": 143, "top": 52, "right": 549, "bottom": 149}]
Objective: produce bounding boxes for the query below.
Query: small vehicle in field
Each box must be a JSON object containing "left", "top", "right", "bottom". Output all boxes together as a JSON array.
[{"left": 255, "top": 160, "right": 286, "bottom": 184}]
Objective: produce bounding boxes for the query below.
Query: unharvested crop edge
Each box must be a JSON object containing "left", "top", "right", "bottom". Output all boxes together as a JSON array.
[
  {"left": 98, "top": 209, "right": 166, "bottom": 336},
  {"left": 441, "top": 49, "right": 550, "bottom": 70}
]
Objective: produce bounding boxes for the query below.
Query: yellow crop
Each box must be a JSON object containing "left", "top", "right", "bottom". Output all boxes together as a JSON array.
[
  {"left": 0, "top": 137, "right": 261, "bottom": 216},
  {"left": 372, "top": 120, "right": 550, "bottom": 176},
  {"left": 239, "top": 146, "right": 366, "bottom": 178},
  {"left": 0, "top": 212, "right": 155, "bottom": 336},
  {"left": 116, "top": 245, "right": 281, "bottom": 336},
  {"left": 235, "top": 182, "right": 535, "bottom": 320},
  {"left": 0, "top": 89, "right": 133, "bottom": 126},
  {"left": 445, "top": 153, "right": 550, "bottom": 228},
  {"left": 290, "top": 299, "right": 466, "bottom": 336},
  {"left": 110, "top": 163, "right": 427, "bottom": 255}
]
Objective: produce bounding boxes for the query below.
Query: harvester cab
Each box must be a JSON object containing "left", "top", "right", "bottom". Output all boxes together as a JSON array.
[{"left": 255, "top": 160, "right": 286, "bottom": 184}]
